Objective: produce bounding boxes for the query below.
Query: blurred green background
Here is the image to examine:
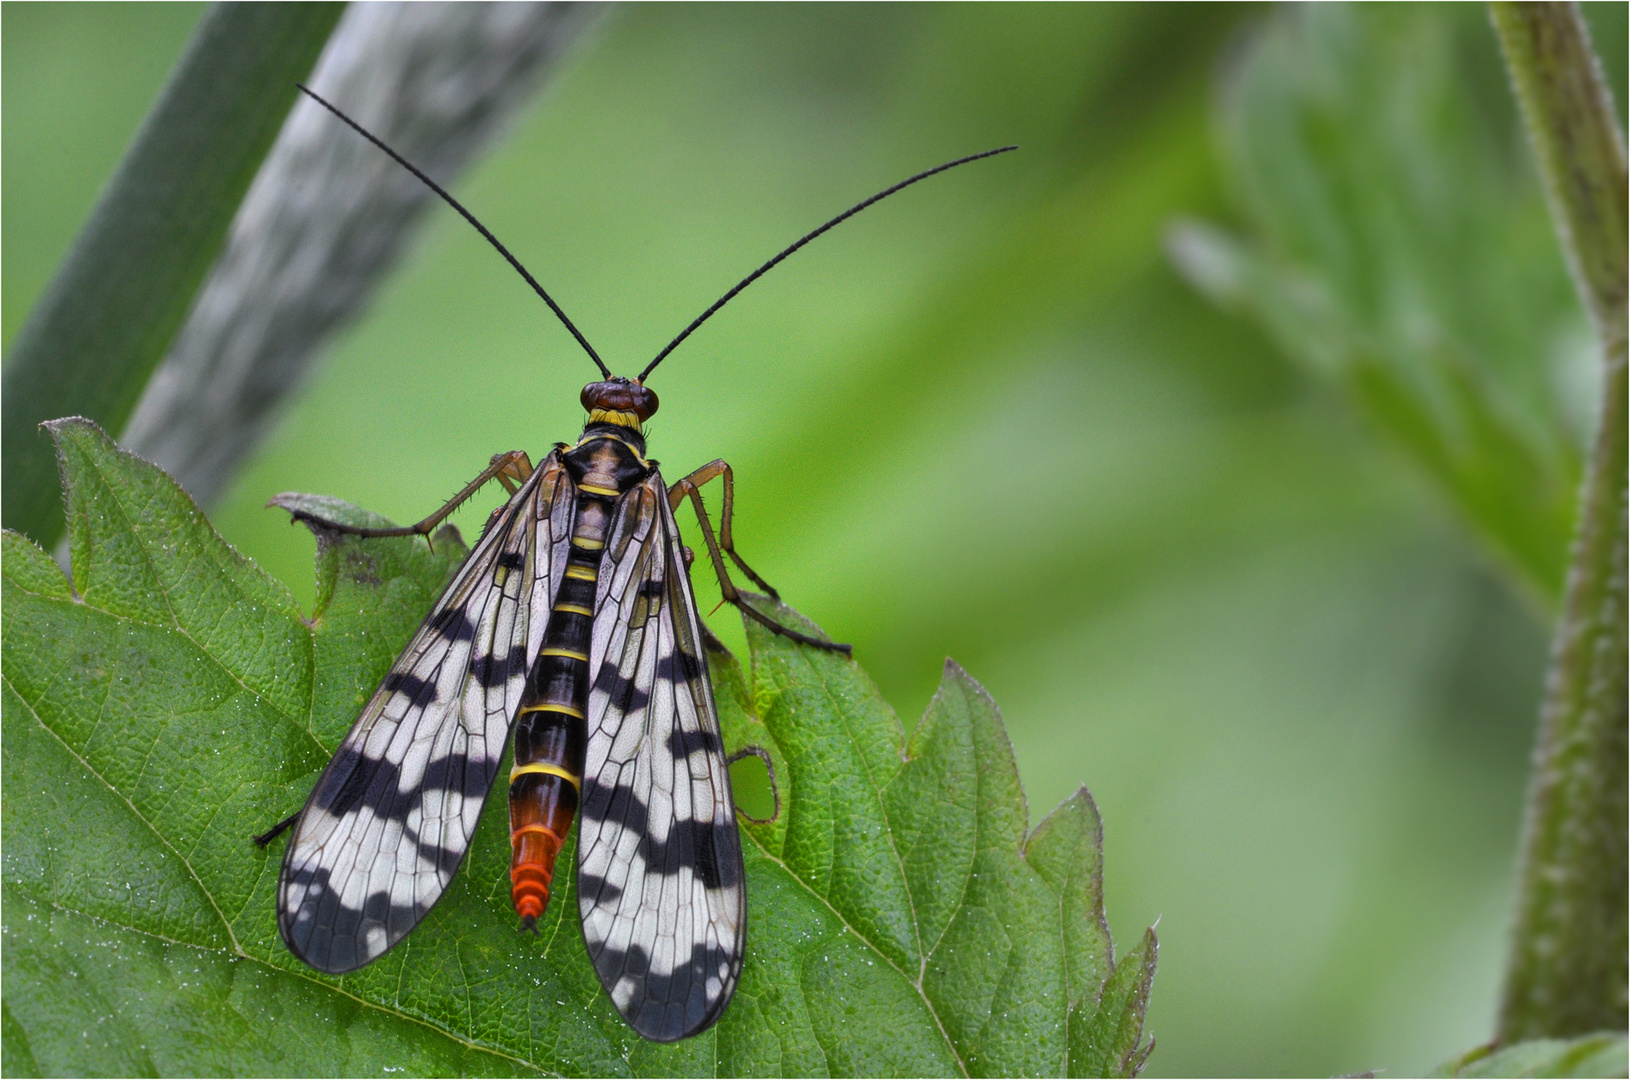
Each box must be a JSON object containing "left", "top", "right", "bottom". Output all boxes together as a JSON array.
[{"left": 5, "top": 4, "right": 1625, "bottom": 1075}]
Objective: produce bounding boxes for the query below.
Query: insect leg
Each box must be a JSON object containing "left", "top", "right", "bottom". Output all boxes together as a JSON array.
[
  {"left": 670, "top": 462, "right": 851, "bottom": 654},
  {"left": 253, "top": 811, "right": 301, "bottom": 848},
  {"left": 283, "top": 451, "right": 534, "bottom": 539},
  {"left": 667, "top": 460, "right": 778, "bottom": 596}
]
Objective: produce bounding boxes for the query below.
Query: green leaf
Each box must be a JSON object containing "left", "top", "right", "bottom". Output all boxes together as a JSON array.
[
  {"left": 1168, "top": 4, "right": 1587, "bottom": 609},
  {"left": 734, "top": 607, "right": 1154, "bottom": 1077},
  {"left": 1069, "top": 927, "right": 1158, "bottom": 1079},
  {"left": 3, "top": 419, "right": 1154, "bottom": 1076},
  {"left": 0, "top": 3, "right": 344, "bottom": 547},
  {"left": 1432, "top": 1032, "right": 1629, "bottom": 1078}
]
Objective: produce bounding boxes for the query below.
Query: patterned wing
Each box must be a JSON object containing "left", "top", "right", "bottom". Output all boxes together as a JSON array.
[
  {"left": 278, "top": 451, "right": 576, "bottom": 973},
  {"left": 576, "top": 470, "right": 747, "bottom": 1042}
]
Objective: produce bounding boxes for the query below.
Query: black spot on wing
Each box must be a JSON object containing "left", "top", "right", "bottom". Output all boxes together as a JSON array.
[
  {"left": 581, "top": 778, "right": 647, "bottom": 835},
  {"left": 580, "top": 779, "right": 739, "bottom": 888},
  {"left": 402, "top": 828, "right": 470, "bottom": 879},
  {"left": 472, "top": 643, "right": 528, "bottom": 689},
  {"left": 655, "top": 648, "right": 703, "bottom": 684},
  {"left": 310, "top": 746, "right": 382, "bottom": 820},
  {"left": 588, "top": 940, "right": 741, "bottom": 1043},
  {"left": 428, "top": 606, "right": 476, "bottom": 642},
  {"left": 666, "top": 728, "right": 722, "bottom": 758},
  {"left": 638, "top": 818, "right": 741, "bottom": 890},
  {"left": 497, "top": 550, "right": 525, "bottom": 570},
  {"left": 281, "top": 863, "right": 342, "bottom": 968},
  {"left": 576, "top": 872, "right": 624, "bottom": 907},
  {"left": 593, "top": 663, "right": 650, "bottom": 715},
  {"left": 280, "top": 864, "right": 429, "bottom": 974},
  {"left": 420, "top": 750, "right": 502, "bottom": 806},
  {"left": 381, "top": 670, "right": 437, "bottom": 709},
  {"left": 312, "top": 747, "right": 495, "bottom": 823}
]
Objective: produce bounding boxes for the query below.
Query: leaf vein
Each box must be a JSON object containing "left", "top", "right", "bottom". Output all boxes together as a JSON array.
[
  {"left": 18, "top": 591, "right": 326, "bottom": 758},
  {"left": 741, "top": 825, "right": 969, "bottom": 1077},
  {"left": 793, "top": 653, "right": 971, "bottom": 1073},
  {"left": 3, "top": 672, "right": 243, "bottom": 955},
  {"left": 22, "top": 894, "right": 553, "bottom": 1075},
  {"left": 800, "top": 653, "right": 927, "bottom": 964},
  {"left": 79, "top": 452, "right": 314, "bottom": 738}
]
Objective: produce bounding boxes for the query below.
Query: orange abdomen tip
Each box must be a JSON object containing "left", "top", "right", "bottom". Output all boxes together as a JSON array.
[{"left": 510, "top": 824, "right": 565, "bottom": 922}]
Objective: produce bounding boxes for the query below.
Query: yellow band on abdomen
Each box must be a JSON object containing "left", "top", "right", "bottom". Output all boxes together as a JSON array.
[
  {"left": 538, "top": 647, "right": 589, "bottom": 662},
  {"left": 518, "top": 702, "right": 585, "bottom": 719},
  {"left": 510, "top": 761, "right": 582, "bottom": 788}
]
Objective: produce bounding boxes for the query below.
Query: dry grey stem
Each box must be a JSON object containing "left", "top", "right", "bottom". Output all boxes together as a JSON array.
[{"left": 121, "top": 1, "right": 604, "bottom": 506}]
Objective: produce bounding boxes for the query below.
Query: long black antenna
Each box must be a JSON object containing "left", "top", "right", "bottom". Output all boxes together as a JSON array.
[
  {"left": 639, "top": 145, "right": 1017, "bottom": 382},
  {"left": 297, "top": 84, "right": 610, "bottom": 378}
]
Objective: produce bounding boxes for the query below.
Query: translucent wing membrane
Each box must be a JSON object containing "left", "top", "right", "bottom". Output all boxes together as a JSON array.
[
  {"left": 577, "top": 470, "right": 747, "bottom": 1042},
  {"left": 278, "top": 454, "right": 575, "bottom": 972}
]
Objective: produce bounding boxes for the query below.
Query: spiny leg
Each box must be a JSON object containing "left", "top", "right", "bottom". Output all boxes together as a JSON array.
[
  {"left": 668, "top": 460, "right": 779, "bottom": 598},
  {"left": 670, "top": 461, "right": 850, "bottom": 654},
  {"left": 281, "top": 451, "right": 534, "bottom": 540}
]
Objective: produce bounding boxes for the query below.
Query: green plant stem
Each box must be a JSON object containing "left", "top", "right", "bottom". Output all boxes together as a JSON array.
[
  {"left": 1490, "top": 1, "right": 1627, "bottom": 1042},
  {"left": 0, "top": 1, "right": 344, "bottom": 548}
]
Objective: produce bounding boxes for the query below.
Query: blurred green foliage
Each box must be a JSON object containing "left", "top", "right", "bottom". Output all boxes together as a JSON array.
[
  {"left": 4, "top": 4, "right": 1625, "bottom": 1076},
  {"left": 1171, "top": 4, "right": 1619, "bottom": 612},
  {"left": 1434, "top": 1032, "right": 1629, "bottom": 1078},
  {"left": 1, "top": 4, "right": 204, "bottom": 346}
]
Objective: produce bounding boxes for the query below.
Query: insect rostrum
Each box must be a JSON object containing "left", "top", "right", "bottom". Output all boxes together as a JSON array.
[{"left": 266, "top": 85, "right": 1013, "bottom": 1043}]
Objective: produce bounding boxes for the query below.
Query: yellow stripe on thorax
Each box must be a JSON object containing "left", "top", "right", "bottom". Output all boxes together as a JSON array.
[
  {"left": 578, "top": 483, "right": 620, "bottom": 498},
  {"left": 587, "top": 408, "right": 641, "bottom": 430},
  {"left": 571, "top": 428, "right": 648, "bottom": 464}
]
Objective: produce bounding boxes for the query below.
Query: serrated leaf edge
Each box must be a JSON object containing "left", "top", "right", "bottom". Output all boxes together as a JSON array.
[
  {"left": 45, "top": 418, "right": 319, "bottom": 740},
  {"left": 744, "top": 643, "right": 970, "bottom": 1075}
]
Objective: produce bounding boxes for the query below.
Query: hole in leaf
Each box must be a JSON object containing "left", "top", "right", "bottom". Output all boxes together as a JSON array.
[{"left": 728, "top": 751, "right": 775, "bottom": 822}]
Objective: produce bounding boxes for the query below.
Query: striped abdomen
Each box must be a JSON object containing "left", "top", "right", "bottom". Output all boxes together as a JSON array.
[{"left": 509, "top": 434, "right": 643, "bottom": 926}]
